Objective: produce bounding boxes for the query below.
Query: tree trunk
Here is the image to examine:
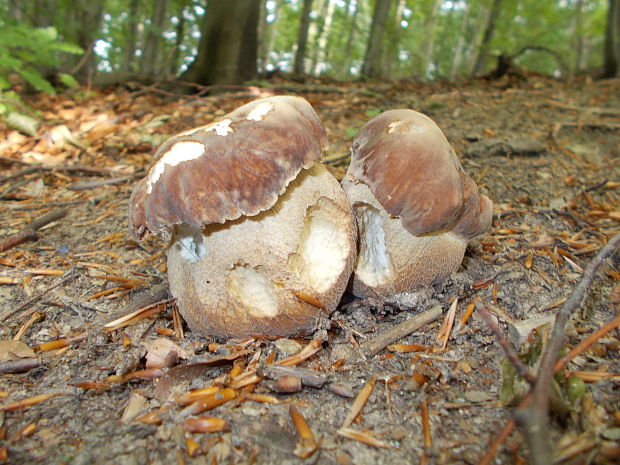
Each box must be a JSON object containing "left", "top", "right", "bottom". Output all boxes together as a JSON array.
[
  {"left": 122, "top": 0, "right": 141, "bottom": 73},
  {"left": 362, "top": 0, "right": 393, "bottom": 78},
  {"left": 384, "top": 0, "right": 406, "bottom": 76},
  {"left": 572, "top": 0, "right": 585, "bottom": 74},
  {"left": 418, "top": 0, "right": 442, "bottom": 79},
  {"left": 342, "top": 0, "right": 361, "bottom": 76},
  {"left": 307, "top": 0, "right": 329, "bottom": 74},
  {"left": 449, "top": 3, "right": 470, "bottom": 80},
  {"left": 260, "top": 0, "right": 284, "bottom": 72},
  {"left": 61, "top": 0, "right": 104, "bottom": 81},
  {"left": 471, "top": 0, "right": 503, "bottom": 76},
  {"left": 603, "top": 0, "right": 620, "bottom": 77},
  {"left": 170, "top": 6, "right": 187, "bottom": 76},
  {"left": 294, "top": 0, "right": 314, "bottom": 75},
  {"left": 9, "top": 1, "right": 26, "bottom": 22},
  {"left": 313, "top": 0, "right": 336, "bottom": 74},
  {"left": 181, "top": 0, "right": 260, "bottom": 86},
  {"left": 32, "top": 0, "right": 58, "bottom": 27},
  {"left": 142, "top": 0, "right": 169, "bottom": 78}
]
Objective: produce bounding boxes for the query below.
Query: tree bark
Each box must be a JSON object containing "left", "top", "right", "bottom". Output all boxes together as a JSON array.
[
  {"left": 171, "top": 5, "right": 187, "bottom": 76},
  {"left": 384, "top": 0, "right": 406, "bottom": 76},
  {"left": 8, "top": 1, "right": 26, "bottom": 22},
  {"left": 449, "top": 3, "right": 470, "bottom": 80},
  {"left": 122, "top": 0, "right": 141, "bottom": 73},
  {"left": 181, "top": 0, "right": 260, "bottom": 86},
  {"left": 418, "top": 0, "right": 442, "bottom": 79},
  {"left": 142, "top": 0, "right": 169, "bottom": 77},
  {"left": 313, "top": 0, "right": 336, "bottom": 74},
  {"left": 61, "top": 0, "right": 104, "bottom": 81},
  {"left": 603, "top": 0, "right": 620, "bottom": 77},
  {"left": 32, "top": 0, "right": 58, "bottom": 27},
  {"left": 294, "top": 0, "right": 314, "bottom": 75},
  {"left": 471, "top": 0, "right": 503, "bottom": 76},
  {"left": 362, "top": 0, "right": 394, "bottom": 78},
  {"left": 342, "top": 0, "right": 361, "bottom": 76},
  {"left": 307, "top": 0, "right": 329, "bottom": 74},
  {"left": 572, "top": 0, "right": 585, "bottom": 74},
  {"left": 260, "top": 0, "right": 284, "bottom": 72}
]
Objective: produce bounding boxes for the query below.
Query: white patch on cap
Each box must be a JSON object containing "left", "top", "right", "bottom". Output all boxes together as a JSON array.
[
  {"left": 387, "top": 121, "right": 402, "bottom": 133},
  {"left": 387, "top": 120, "right": 423, "bottom": 134},
  {"left": 208, "top": 118, "right": 233, "bottom": 136},
  {"left": 146, "top": 141, "right": 205, "bottom": 193},
  {"left": 247, "top": 102, "right": 274, "bottom": 121},
  {"left": 176, "top": 118, "right": 234, "bottom": 138}
]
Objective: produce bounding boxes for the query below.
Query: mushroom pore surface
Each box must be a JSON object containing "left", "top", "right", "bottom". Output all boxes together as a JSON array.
[{"left": 166, "top": 164, "right": 356, "bottom": 337}]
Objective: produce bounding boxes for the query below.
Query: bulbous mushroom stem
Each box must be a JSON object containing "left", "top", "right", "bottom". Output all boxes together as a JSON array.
[
  {"left": 342, "top": 180, "right": 470, "bottom": 297},
  {"left": 167, "top": 164, "right": 356, "bottom": 337}
]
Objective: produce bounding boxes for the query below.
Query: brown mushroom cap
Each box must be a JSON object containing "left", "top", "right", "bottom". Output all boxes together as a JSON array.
[
  {"left": 347, "top": 109, "right": 491, "bottom": 238},
  {"left": 129, "top": 96, "right": 328, "bottom": 240},
  {"left": 342, "top": 109, "right": 492, "bottom": 297}
]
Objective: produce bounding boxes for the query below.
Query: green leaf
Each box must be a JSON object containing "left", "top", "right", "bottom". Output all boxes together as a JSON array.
[
  {"left": 58, "top": 73, "right": 79, "bottom": 89},
  {"left": 365, "top": 108, "right": 381, "bottom": 117},
  {"left": 49, "top": 42, "right": 84, "bottom": 55},
  {"left": 19, "top": 68, "right": 55, "bottom": 94},
  {"left": 6, "top": 112, "right": 39, "bottom": 136},
  {"left": 345, "top": 126, "right": 359, "bottom": 139},
  {"left": 32, "top": 26, "right": 58, "bottom": 42},
  {"left": 0, "top": 75, "right": 10, "bottom": 90},
  {"left": 566, "top": 375, "right": 586, "bottom": 405},
  {"left": 0, "top": 55, "right": 22, "bottom": 69},
  {"left": 499, "top": 358, "right": 518, "bottom": 406}
]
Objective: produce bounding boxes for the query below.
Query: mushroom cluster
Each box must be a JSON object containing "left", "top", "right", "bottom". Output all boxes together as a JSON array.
[
  {"left": 341, "top": 109, "right": 493, "bottom": 298},
  {"left": 129, "top": 96, "right": 356, "bottom": 337},
  {"left": 129, "top": 99, "right": 493, "bottom": 337}
]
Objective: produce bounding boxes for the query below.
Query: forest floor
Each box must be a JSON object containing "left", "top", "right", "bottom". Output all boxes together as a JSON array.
[{"left": 0, "top": 75, "right": 619, "bottom": 465}]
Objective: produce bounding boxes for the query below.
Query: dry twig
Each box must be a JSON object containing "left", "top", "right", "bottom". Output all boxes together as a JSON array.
[
  {"left": 477, "top": 305, "right": 537, "bottom": 385},
  {"left": 0, "top": 208, "right": 67, "bottom": 253},
  {"left": 0, "top": 358, "right": 41, "bottom": 374},
  {"left": 2, "top": 269, "right": 76, "bottom": 322},
  {"left": 479, "top": 311, "right": 620, "bottom": 465},
  {"left": 362, "top": 305, "right": 443, "bottom": 357},
  {"left": 513, "top": 232, "right": 619, "bottom": 465}
]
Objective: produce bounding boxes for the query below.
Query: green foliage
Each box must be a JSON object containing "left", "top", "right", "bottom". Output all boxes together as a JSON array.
[
  {"left": 58, "top": 73, "right": 79, "bottom": 89},
  {"left": 499, "top": 326, "right": 586, "bottom": 413},
  {"left": 0, "top": 0, "right": 610, "bottom": 85},
  {"left": 0, "top": 21, "right": 83, "bottom": 95}
]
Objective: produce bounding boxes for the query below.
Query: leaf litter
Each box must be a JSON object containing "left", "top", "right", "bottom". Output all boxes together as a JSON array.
[{"left": 0, "top": 76, "right": 619, "bottom": 464}]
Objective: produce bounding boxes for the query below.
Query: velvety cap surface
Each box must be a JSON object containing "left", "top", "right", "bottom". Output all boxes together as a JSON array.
[{"left": 129, "top": 96, "right": 328, "bottom": 240}]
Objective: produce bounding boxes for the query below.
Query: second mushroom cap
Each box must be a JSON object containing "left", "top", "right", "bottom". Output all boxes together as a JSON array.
[{"left": 342, "top": 109, "right": 493, "bottom": 297}]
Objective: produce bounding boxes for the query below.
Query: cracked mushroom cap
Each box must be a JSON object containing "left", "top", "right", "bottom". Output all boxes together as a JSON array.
[
  {"left": 342, "top": 109, "right": 492, "bottom": 297},
  {"left": 128, "top": 95, "right": 329, "bottom": 241},
  {"left": 128, "top": 96, "right": 357, "bottom": 337}
]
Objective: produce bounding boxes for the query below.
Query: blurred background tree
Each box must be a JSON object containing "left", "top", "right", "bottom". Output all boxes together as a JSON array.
[{"left": 0, "top": 0, "right": 616, "bottom": 91}]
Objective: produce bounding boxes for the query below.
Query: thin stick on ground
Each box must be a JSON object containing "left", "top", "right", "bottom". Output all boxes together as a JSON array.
[
  {"left": 478, "top": 311, "right": 620, "bottom": 465},
  {"left": 477, "top": 305, "right": 537, "bottom": 385},
  {"left": 0, "top": 208, "right": 67, "bottom": 253},
  {"left": 1, "top": 269, "right": 76, "bottom": 322},
  {"left": 362, "top": 305, "right": 443, "bottom": 358},
  {"left": 99, "top": 283, "right": 171, "bottom": 329},
  {"left": 555, "top": 312, "right": 620, "bottom": 372},
  {"left": 515, "top": 231, "right": 620, "bottom": 465}
]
